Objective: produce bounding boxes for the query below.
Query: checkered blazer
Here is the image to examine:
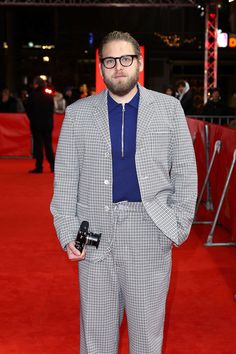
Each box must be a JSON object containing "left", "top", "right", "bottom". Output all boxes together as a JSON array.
[{"left": 50, "top": 84, "right": 198, "bottom": 262}]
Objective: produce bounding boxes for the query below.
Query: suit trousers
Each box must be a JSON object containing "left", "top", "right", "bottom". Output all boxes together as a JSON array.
[
  {"left": 78, "top": 201, "right": 172, "bottom": 354},
  {"left": 32, "top": 129, "right": 54, "bottom": 170}
]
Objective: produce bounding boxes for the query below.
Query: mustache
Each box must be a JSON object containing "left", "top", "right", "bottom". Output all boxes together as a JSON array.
[{"left": 112, "top": 72, "right": 127, "bottom": 78}]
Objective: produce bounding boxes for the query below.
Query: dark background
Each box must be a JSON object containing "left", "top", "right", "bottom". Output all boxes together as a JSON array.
[{"left": 0, "top": 1, "right": 235, "bottom": 111}]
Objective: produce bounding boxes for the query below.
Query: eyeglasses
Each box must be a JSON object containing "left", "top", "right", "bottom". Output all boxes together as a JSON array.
[{"left": 101, "top": 55, "right": 138, "bottom": 69}]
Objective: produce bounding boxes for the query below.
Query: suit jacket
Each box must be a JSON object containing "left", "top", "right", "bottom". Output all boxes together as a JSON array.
[
  {"left": 51, "top": 84, "right": 198, "bottom": 262},
  {"left": 179, "top": 90, "right": 194, "bottom": 115}
]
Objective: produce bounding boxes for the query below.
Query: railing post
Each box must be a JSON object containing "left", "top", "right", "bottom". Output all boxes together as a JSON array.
[
  {"left": 205, "top": 149, "right": 236, "bottom": 247},
  {"left": 204, "top": 124, "right": 214, "bottom": 211},
  {"left": 195, "top": 139, "right": 221, "bottom": 216}
]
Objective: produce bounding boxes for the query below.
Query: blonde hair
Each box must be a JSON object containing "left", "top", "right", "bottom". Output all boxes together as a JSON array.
[{"left": 98, "top": 31, "right": 141, "bottom": 60}]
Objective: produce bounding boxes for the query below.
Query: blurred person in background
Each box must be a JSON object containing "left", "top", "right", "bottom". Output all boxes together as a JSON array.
[
  {"left": 89, "top": 86, "right": 96, "bottom": 96},
  {"left": 53, "top": 91, "right": 66, "bottom": 113},
  {"left": 228, "top": 91, "right": 236, "bottom": 128},
  {"left": 26, "top": 76, "right": 55, "bottom": 173},
  {"left": 79, "top": 83, "right": 89, "bottom": 99},
  {"left": 228, "top": 91, "right": 236, "bottom": 115},
  {"left": 163, "top": 85, "right": 175, "bottom": 97},
  {"left": 64, "top": 86, "right": 77, "bottom": 106},
  {"left": 19, "top": 89, "right": 29, "bottom": 110},
  {"left": 202, "top": 88, "right": 230, "bottom": 122},
  {"left": 15, "top": 89, "right": 29, "bottom": 112},
  {"left": 176, "top": 80, "right": 194, "bottom": 115},
  {"left": 0, "top": 88, "right": 17, "bottom": 112}
]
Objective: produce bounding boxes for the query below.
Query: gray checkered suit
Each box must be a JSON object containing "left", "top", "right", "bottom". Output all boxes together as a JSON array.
[{"left": 51, "top": 84, "right": 197, "bottom": 353}]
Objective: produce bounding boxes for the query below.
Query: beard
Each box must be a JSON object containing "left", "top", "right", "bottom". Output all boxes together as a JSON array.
[{"left": 102, "top": 67, "right": 140, "bottom": 97}]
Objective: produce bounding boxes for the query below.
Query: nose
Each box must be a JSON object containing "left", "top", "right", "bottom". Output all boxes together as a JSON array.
[{"left": 115, "top": 59, "right": 123, "bottom": 70}]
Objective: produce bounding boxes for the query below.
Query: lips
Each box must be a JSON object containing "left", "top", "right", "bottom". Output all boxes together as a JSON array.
[{"left": 113, "top": 75, "right": 127, "bottom": 79}]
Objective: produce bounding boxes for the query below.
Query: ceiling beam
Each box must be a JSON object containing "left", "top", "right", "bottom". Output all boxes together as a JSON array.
[{"left": 0, "top": 0, "right": 198, "bottom": 8}]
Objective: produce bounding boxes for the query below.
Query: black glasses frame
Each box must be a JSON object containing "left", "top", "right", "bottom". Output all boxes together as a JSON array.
[{"left": 101, "top": 55, "right": 138, "bottom": 69}]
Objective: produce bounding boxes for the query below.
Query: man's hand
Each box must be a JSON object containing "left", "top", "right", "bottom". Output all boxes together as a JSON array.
[{"left": 66, "top": 241, "right": 86, "bottom": 261}]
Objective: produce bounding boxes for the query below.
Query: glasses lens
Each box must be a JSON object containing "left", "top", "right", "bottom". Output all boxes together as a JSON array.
[
  {"left": 103, "top": 58, "right": 115, "bottom": 68},
  {"left": 120, "top": 55, "right": 133, "bottom": 67}
]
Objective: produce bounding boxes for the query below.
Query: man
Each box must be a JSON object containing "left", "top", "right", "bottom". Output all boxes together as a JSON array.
[
  {"left": 176, "top": 80, "right": 194, "bottom": 115},
  {"left": 0, "top": 88, "right": 17, "bottom": 112},
  {"left": 26, "top": 77, "right": 55, "bottom": 173},
  {"left": 202, "top": 87, "right": 230, "bottom": 123},
  {"left": 51, "top": 31, "right": 197, "bottom": 354}
]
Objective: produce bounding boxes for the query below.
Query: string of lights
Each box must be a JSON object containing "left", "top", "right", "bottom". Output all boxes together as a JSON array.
[{"left": 154, "top": 33, "right": 197, "bottom": 47}]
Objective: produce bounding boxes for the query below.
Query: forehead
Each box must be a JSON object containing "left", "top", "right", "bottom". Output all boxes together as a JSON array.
[{"left": 102, "top": 40, "right": 135, "bottom": 57}]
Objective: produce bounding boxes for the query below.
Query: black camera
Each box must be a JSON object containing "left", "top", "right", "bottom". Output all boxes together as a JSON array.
[{"left": 75, "top": 221, "right": 101, "bottom": 253}]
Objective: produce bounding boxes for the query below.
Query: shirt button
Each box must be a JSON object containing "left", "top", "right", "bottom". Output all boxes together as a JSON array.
[
  {"left": 105, "top": 152, "right": 110, "bottom": 158},
  {"left": 104, "top": 179, "right": 110, "bottom": 185},
  {"left": 104, "top": 205, "right": 110, "bottom": 212}
]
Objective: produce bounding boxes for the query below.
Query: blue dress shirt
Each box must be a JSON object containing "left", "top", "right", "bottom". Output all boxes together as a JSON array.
[{"left": 108, "top": 90, "right": 141, "bottom": 202}]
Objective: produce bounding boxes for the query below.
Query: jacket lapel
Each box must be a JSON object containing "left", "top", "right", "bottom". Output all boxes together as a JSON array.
[
  {"left": 92, "top": 89, "right": 111, "bottom": 152},
  {"left": 136, "top": 85, "right": 156, "bottom": 147}
]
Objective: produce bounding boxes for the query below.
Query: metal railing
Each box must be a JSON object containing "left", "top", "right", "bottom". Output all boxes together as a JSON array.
[
  {"left": 191, "top": 119, "right": 236, "bottom": 246},
  {"left": 188, "top": 115, "right": 236, "bottom": 127}
]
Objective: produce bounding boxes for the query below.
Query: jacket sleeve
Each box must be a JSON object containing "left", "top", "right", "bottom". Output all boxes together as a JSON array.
[
  {"left": 50, "top": 106, "right": 80, "bottom": 250},
  {"left": 169, "top": 99, "right": 198, "bottom": 246}
]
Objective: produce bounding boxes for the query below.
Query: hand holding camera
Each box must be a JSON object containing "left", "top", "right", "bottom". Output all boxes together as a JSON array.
[{"left": 75, "top": 221, "right": 101, "bottom": 253}]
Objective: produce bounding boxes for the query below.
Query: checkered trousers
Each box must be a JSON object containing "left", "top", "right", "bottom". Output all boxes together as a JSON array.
[{"left": 79, "top": 201, "right": 172, "bottom": 354}]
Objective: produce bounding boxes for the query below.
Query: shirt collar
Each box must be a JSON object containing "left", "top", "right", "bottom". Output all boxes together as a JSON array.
[{"left": 108, "top": 86, "right": 140, "bottom": 112}]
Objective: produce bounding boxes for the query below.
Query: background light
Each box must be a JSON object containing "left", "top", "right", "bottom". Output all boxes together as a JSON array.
[
  {"left": 217, "top": 30, "right": 228, "bottom": 48},
  {"left": 39, "top": 75, "right": 47, "bottom": 81},
  {"left": 43, "top": 56, "right": 50, "bottom": 62},
  {"left": 45, "top": 88, "right": 53, "bottom": 95}
]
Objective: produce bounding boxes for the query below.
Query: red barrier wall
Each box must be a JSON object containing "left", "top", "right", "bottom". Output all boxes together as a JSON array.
[
  {"left": 187, "top": 118, "right": 236, "bottom": 240},
  {"left": 1, "top": 113, "right": 236, "bottom": 240},
  {"left": 0, "top": 113, "right": 32, "bottom": 157},
  {"left": 0, "top": 113, "right": 64, "bottom": 158},
  {"left": 207, "top": 124, "right": 236, "bottom": 235},
  {"left": 187, "top": 118, "right": 207, "bottom": 197}
]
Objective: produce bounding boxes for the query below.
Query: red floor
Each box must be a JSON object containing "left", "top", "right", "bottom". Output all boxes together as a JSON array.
[{"left": 0, "top": 159, "right": 236, "bottom": 354}]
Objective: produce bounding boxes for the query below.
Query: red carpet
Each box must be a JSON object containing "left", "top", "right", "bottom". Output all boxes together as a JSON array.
[{"left": 0, "top": 159, "right": 236, "bottom": 354}]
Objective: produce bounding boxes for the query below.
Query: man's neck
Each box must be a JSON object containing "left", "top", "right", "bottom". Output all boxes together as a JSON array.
[{"left": 108, "top": 85, "right": 138, "bottom": 104}]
